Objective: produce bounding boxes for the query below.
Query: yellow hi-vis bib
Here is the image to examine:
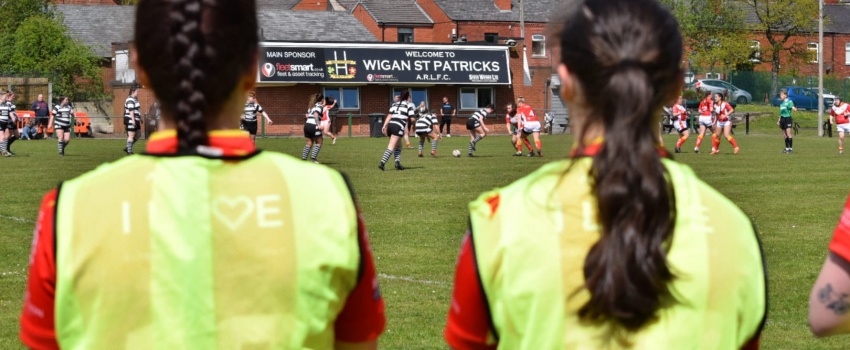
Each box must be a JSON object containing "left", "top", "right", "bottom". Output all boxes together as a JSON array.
[
  {"left": 54, "top": 152, "right": 360, "bottom": 349},
  {"left": 470, "top": 158, "right": 766, "bottom": 349}
]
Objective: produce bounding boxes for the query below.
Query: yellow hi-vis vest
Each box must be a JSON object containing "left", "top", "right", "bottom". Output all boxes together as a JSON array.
[
  {"left": 54, "top": 152, "right": 361, "bottom": 349},
  {"left": 470, "top": 158, "right": 766, "bottom": 349}
]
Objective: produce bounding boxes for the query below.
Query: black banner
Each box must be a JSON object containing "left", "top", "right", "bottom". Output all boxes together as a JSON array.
[{"left": 258, "top": 43, "right": 511, "bottom": 85}]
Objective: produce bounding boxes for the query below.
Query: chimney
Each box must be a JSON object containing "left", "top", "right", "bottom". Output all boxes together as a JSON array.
[{"left": 495, "top": 0, "right": 511, "bottom": 11}]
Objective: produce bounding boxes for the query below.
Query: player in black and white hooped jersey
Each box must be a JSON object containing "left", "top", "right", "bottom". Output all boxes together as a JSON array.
[
  {"left": 49, "top": 96, "right": 74, "bottom": 156},
  {"left": 123, "top": 86, "right": 142, "bottom": 155},
  {"left": 301, "top": 93, "right": 325, "bottom": 163},
  {"left": 378, "top": 90, "right": 415, "bottom": 170},
  {"left": 466, "top": 105, "right": 494, "bottom": 157},
  {"left": 4, "top": 91, "right": 21, "bottom": 156},
  {"left": 415, "top": 111, "right": 441, "bottom": 157},
  {"left": 0, "top": 90, "right": 11, "bottom": 157},
  {"left": 242, "top": 91, "right": 272, "bottom": 144}
]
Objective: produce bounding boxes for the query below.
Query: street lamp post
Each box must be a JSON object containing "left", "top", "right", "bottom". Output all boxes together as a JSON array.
[{"left": 818, "top": 0, "right": 824, "bottom": 136}]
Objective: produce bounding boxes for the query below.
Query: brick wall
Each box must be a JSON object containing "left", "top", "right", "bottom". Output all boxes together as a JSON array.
[
  {"left": 748, "top": 33, "right": 850, "bottom": 77},
  {"left": 352, "top": 5, "right": 382, "bottom": 40},
  {"left": 292, "top": 0, "right": 328, "bottom": 11}
]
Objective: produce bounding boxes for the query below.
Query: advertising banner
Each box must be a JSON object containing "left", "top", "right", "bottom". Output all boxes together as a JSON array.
[{"left": 258, "top": 43, "right": 511, "bottom": 85}]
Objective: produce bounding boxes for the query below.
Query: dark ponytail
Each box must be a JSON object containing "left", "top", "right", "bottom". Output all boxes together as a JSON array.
[
  {"left": 308, "top": 93, "right": 324, "bottom": 109},
  {"left": 399, "top": 90, "right": 410, "bottom": 102},
  {"left": 135, "top": 0, "right": 258, "bottom": 152},
  {"left": 558, "top": 0, "right": 683, "bottom": 331}
]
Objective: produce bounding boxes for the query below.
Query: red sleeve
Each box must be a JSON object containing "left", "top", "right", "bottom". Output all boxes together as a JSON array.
[
  {"left": 20, "top": 190, "right": 59, "bottom": 350},
  {"left": 829, "top": 194, "right": 850, "bottom": 261},
  {"left": 334, "top": 210, "right": 386, "bottom": 342},
  {"left": 444, "top": 233, "right": 496, "bottom": 350}
]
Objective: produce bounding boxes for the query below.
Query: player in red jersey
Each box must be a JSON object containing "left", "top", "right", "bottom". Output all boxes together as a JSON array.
[
  {"left": 830, "top": 97, "right": 850, "bottom": 154},
  {"left": 515, "top": 96, "right": 542, "bottom": 157},
  {"left": 672, "top": 96, "right": 689, "bottom": 153},
  {"left": 505, "top": 103, "right": 533, "bottom": 156},
  {"left": 694, "top": 91, "right": 714, "bottom": 153},
  {"left": 710, "top": 92, "right": 739, "bottom": 155}
]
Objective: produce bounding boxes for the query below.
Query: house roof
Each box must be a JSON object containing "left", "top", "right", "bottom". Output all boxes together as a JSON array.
[
  {"left": 56, "top": 4, "right": 377, "bottom": 58},
  {"left": 353, "top": 0, "right": 433, "bottom": 25},
  {"left": 258, "top": 10, "right": 377, "bottom": 41},
  {"left": 256, "top": 0, "right": 300, "bottom": 9},
  {"left": 432, "top": 0, "right": 560, "bottom": 23},
  {"left": 825, "top": 4, "right": 850, "bottom": 34},
  {"left": 335, "top": 0, "right": 360, "bottom": 11},
  {"left": 55, "top": 5, "right": 135, "bottom": 58}
]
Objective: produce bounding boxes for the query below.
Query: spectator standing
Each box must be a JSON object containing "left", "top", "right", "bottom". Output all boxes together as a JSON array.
[
  {"left": 445, "top": 0, "right": 766, "bottom": 348},
  {"left": 31, "top": 94, "right": 49, "bottom": 138},
  {"left": 439, "top": 96, "right": 455, "bottom": 137}
]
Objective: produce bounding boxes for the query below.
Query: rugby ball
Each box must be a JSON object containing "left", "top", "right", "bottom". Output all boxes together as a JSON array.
[{"left": 452, "top": 149, "right": 461, "bottom": 157}]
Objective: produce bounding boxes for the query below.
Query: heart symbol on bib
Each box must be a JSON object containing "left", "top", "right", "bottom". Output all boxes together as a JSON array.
[{"left": 212, "top": 196, "right": 254, "bottom": 231}]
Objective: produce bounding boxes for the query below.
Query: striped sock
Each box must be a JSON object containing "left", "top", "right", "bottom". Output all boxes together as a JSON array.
[
  {"left": 473, "top": 135, "right": 482, "bottom": 144},
  {"left": 58, "top": 141, "right": 65, "bottom": 154},
  {"left": 126, "top": 140, "right": 133, "bottom": 152},
  {"left": 310, "top": 144, "right": 321, "bottom": 160},
  {"left": 380, "top": 149, "right": 392, "bottom": 165},
  {"left": 0, "top": 140, "right": 7, "bottom": 154},
  {"left": 418, "top": 140, "right": 424, "bottom": 153},
  {"left": 301, "top": 144, "right": 310, "bottom": 160},
  {"left": 393, "top": 148, "right": 402, "bottom": 162},
  {"left": 431, "top": 139, "right": 438, "bottom": 152},
  {"left": 468, "top": 142, "right": 475, "bottom": 155}
]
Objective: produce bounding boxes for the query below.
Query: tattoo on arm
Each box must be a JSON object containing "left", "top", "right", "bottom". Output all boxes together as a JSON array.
[{"left": 819, "top": 283, "right": 850, "bottom": 315}]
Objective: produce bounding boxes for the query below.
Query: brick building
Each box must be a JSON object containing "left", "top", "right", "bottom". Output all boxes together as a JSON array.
[{"left": 58, "top": 0, "right": 565, "bottom": 137}]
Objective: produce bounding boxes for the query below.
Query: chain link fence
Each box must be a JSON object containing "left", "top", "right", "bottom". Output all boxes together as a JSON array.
[{"left": 728, "top": 71, "right": 850, "bottom": 104}]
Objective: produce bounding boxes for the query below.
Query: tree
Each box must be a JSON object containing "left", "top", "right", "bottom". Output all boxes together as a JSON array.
[
  {"left": 742, "top": 0, "right": 820, "bottom": 95},
  {"left": 660, "top": 0, "right": 752, "bottom": 78},
  {"left": 0, "top": 1, "right": 104, "bottom": 100},
  {"left": 8, "top": 16, "right": 104, "bottom": 99}
]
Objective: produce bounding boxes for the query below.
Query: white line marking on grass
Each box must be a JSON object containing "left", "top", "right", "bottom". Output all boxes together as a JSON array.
[
  {"left": 0, "top": 214, "right": 35, "bottom": 224},
  {"left": 378, "top": 273, "right": 449, "bottom": 286}
]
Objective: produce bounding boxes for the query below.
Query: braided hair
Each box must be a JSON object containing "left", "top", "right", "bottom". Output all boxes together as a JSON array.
[{"left": 135, "top": 0, "right": 258, "bottom": 152}]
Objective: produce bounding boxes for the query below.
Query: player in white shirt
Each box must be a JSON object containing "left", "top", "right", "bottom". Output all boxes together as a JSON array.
[{"left": 831, "top": 96, "right": 850, "bottom": 155}]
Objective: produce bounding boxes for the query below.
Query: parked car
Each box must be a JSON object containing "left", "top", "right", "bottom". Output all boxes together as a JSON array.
[
  {"left": 693, "top": 79, "right": 753, "bottom": 104},
  {"left": 770, "top": 86, "right": 834, "bottom": 111}
]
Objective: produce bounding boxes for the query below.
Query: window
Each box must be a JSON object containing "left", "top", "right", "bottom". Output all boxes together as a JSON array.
[
  {"left": 392, "top": 87, "right": 428, "bottom": 108},
  {"left": 322, "top": 87, "right": 360, "bottom": 110},
  {"left": 459, "top": 87, "right": 494, "bottom": 110},
  {"left": 531, "top": 34, "right": 546, "bottom": 57},
  {"left": 846, "top": 43, "right": 850, "bottom": 65},
  {"left": 484, "top": 33, "right": 498, "bottom": 43},
  {"left": 808, "top": 42, "right": 819, "bottom": 63},
  {"left": 749, "top": 40, "right": 761, "bottom": 62},
  {"left": 398, "top": 28, "right": 413, "bottom": 43}
]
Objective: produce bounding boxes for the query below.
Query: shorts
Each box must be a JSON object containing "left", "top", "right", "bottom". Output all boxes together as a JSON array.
[
  {"left": 779, "top": 117, "right": 793, "bottom": 130},
  {"left": 386, "top": 123, "right": 405, "bottom": 137},
  {"left": 320, "top": 120, "right": 330, "bottom": 129},
  {"left": 698, "top": 116, "right": 713, "bottom": 128},
  {"left": 124, "top": 118, "right": 142, "bottom": 131},
  {"left": 416, "top": 131, "right": 432, "bottom": 137},
  {"left": 303, "top": 123, "right": 321, "bottom": 138},
  {"left": 54, "top": 125, "right": 71, "bottom": 132},
  {"left": 0, "top": 120, "right": 9, "bottom": 131},
  {"left": 522, "top": 121, "right": 541, "bottom": 133},
  {"left": 675, "top": 120, "right": 688, "bottom": 133},
  {"left": 466, "top": 118, "right": 481, "bottom": 130},
  {"left": 716, "top": 120, "right": 730, "bottom": 128},
  {"left": 837, "top": 123, "right": 850, "bottom": 134},
  {"left": 241, "top": 120, "right": 258, "bottom": 135}
]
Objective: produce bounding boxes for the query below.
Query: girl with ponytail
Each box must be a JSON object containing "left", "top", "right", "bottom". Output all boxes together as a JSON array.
[
  {"left": 445, "top": 0, "right": 766, "bottom": 348},
  {"left": 20, "top": 1, "right": 385, "bottom": 348},
  {"left": 302, "top": 92, "right": 325, "bottom": 163}
]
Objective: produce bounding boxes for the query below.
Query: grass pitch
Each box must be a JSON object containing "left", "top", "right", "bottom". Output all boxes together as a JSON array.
[{"left": 2, "top": 107, "right": 850, "bottom": 349}]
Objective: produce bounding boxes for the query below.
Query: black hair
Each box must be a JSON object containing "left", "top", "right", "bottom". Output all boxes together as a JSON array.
[
  {"left": 399, "top": 90, "right": 411, "bottom": 102},
  {"left": 507, "top": 102, "right": 517, "bottom": 116},
  {"left": 135, "top": 0, "right": 258, "bottom": 152},
  {"left": 308, "top": 93, "right": 324, "bottom": 108},
  {"left": 558, "top": 0, "right": 683, "bottom": 331},
  {"left": 484, "top": 104, "right": 494, "bottom": 110}
]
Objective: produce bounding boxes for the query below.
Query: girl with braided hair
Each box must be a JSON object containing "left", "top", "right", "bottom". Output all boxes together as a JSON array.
[
  {"left": 445, "top": 0, "right": 765, "bottom": 348},
  {"left": 20, "top": 1, "right": 385, "bottom": 348},
  {"left": 302, "top": 92, "right": 325, "bottom": 163}
]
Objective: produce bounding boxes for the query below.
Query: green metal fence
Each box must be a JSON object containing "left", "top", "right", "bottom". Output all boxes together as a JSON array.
[{"left": 728, "top": 71, "right": 850, "bottom": 104}]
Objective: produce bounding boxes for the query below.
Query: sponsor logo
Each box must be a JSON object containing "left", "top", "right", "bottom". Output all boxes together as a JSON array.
[
  {"left": 367, "top": 73, "right": 397, "bottom": 82},
  {"left": 261, "top": 63, "right": 275, "bottom": 78},
  {"left": 468, "top": 74, "right": 499, "bottom": 83},
  {"left": 326, "top": 50, "right": 357, "bottom": 80}
]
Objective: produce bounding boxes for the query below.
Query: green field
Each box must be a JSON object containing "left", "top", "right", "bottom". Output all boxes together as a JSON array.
[{"left": 2, "top": 106, "right": 850, "bottom": 348}]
